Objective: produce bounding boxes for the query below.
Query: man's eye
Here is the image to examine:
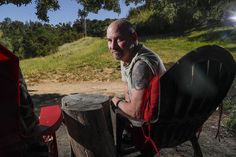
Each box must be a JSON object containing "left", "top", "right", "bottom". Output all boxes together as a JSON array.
[{"left": 117, "top": 38, "right": 124, "bottom": 42}]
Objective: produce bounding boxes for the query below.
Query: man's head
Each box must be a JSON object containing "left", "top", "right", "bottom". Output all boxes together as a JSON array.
[{"left": 106, "top": 19, "right": 138, "bottom": 63}]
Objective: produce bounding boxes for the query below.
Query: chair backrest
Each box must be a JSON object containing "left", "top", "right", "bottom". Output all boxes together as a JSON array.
[
  {"left": 155, "top": 45, "right": 235, "bottom": 148},
  {"left": 0, "top": 44, "right": 21, "bottom": 148}
]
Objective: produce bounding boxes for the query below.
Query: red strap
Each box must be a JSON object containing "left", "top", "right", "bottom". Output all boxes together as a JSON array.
[{"left": 141, "top": 124, "right": 160, "bottom": 157}]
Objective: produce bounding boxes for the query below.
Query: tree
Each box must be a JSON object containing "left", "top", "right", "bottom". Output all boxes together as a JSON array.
[
  {"left": 0, "top": 0, "right": 59, "bottom": 22},
  {"left": 126, "top": 0, "right": 236, "bottom": 33},
  {"left": 0, "top": 18, "right": 83, "bottom": 58},
  {"left": 1, "top": 0, "right": 121, "bottom": 36},
  {"left": 78, "top": 8, "right": 88, "bottom": 37},
  {"left": 0, "top": 1, "right": 141, "bottom": 37},
  {"left": 75, "top": 0, "right": 120, "bottom": 36}
]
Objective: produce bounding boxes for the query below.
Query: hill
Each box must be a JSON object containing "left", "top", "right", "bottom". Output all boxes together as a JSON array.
[
  {"left": 21, "top": 27, "right": 236, "bottom": 84},
  {"left": 21, "top": 37, "right": 120, "bottom": 84},
  {"left": 22, "top": 26, "right": 236, "bottom": 134}
]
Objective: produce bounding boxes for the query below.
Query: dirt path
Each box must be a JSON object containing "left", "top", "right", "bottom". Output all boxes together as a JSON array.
[
  {"left": 29, "top": 81, "right": 124, "bottom": 96},
  {"left": 28, "top": 81, "right": 236, "bottom": 157}
]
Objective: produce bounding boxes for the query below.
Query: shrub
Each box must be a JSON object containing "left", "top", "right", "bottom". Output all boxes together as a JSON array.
[{"left": 224, "top": 96, "right": 236, "bottom": 131}]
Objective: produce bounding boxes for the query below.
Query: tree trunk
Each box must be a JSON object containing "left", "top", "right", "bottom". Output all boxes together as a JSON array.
[
  {"left": 61, "top": 93, "right": 115, "bottom": 157},
  {"left": 83, "top": 17, "right": 87, "bottom": 37}
]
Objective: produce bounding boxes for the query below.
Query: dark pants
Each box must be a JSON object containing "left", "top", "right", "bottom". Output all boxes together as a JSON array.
[{"left": 110, "top": 103, "right": 156, "bottom": 157}]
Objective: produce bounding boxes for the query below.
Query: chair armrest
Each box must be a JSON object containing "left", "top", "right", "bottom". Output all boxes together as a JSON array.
[{"left": 39, "top": 104, "right": 63, "bottom": 135}]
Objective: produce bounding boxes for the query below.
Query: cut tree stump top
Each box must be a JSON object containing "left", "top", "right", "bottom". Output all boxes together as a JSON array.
[{"left": 61, "top": 93, "right": 110, "bottom": 111}]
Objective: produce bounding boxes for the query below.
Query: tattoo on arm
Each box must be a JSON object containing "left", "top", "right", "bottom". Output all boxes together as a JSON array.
[{"left": 132, "top": 60, "right": 153, "bottom": 90}]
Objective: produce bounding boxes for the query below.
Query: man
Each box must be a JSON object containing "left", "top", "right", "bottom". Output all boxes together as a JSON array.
[{"left": 107, "top": 19, "right": 166, "bottom": 156}]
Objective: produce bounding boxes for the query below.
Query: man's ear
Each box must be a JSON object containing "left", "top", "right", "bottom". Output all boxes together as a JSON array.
[{"left": 131, "top": 32, "right": 138, "bottom": 43}]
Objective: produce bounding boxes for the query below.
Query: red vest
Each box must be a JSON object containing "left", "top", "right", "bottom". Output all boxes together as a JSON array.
[{"left": 143, "top": 75, "right": 160, "bottom": 121}]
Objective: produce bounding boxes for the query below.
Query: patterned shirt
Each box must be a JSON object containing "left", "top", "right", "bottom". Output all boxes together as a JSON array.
[{"left": 121, "top": 44, "right": 166, "bottom": 121}]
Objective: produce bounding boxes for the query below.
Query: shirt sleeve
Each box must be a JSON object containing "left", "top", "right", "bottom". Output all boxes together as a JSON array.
[{"left": 131, "top": 60, "right": 153, "bottom": 90}]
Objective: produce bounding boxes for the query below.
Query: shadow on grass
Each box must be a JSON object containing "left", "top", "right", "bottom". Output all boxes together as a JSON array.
[
  {"left": 140, "top": 32, "right": 184, "bottom": 42},
  {"left": 164, "top": 62, "right": 175, "bottom": 70},
  {"left": 187, "top": 29, "right": 236, "bottom": 43},
  {"left": 226, "top": 47, "right": 236, "bottom": 53}
]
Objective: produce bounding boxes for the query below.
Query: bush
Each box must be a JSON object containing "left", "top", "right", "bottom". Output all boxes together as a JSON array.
[{"left": 224, "top": 96, "right": 236, "bottom": 131}]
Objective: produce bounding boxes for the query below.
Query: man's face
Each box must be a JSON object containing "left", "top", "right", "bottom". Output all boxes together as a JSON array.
[{"left": 106, "top": 24, "right": 135, "bottom": 62}]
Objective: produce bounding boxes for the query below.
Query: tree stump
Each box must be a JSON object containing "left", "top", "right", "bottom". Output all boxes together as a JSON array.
[{"left": 61, "top": 93, "right": 116, "bottom": 157}]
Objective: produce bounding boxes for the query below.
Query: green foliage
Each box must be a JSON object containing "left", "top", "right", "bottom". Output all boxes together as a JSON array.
[
  {"left": 223, "top": 78, "right": 236, "bottom": 131},
  {"left": 0, "top": 37, "right": 13, "bottom": 51},
  {"left": 226, "top": 108, "right": 236, "bottom": 131},
  {"left": 0, "top": 18, "right": 83, "bottom": 59},
  {"left": 127, "top": 0, "right": 236, "bottom": 34},
  {"left": 0, "top": 0, "right": 120, "bottom": 37},
  {"left": 0, "top": 0, "right": 31, "bottom": 6},
  {"left": 0, "top": 0, "right": 120, "bottom": 27},
  {"left": 76, "top": 0, "right": 120, "bottom": 14},
  {"left": 73, "top": 18, "right": 113, "bottom": 37},
  {"left": 75, "top": 0, "right": 120, "bottom": 36},
  {"left": 124, "top": 0, "right": 144, "bottom": 5},
  {"left": 128, "top": 5, "right": 175, "bottom": 35},
  {"left": 35, "top": 0, "right": 60, "bottom": 22},
  {"left": 224, "top": 96, "right": 236, "bottom": 131},
  {"left": 0, "top": 18, "right": 113, "bottom": 59},
  {"left": 0, "top": 0, "right": 59, "bottom": 22}
]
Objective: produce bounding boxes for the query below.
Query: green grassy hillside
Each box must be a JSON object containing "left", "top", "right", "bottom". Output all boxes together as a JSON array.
[
  {"left": 21, "top": 37, "right": 120, "bottom": 83},
  {"left": 21, "top": 27, "right": 236, "bottom": 83},
  {"left": 141, "top": 26, "right": 236, "bottom": 67}
]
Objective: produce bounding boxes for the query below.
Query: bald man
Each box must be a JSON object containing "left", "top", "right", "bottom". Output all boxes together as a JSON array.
[{"left": 107, "top": 19, "right": 166, "bottom": 156}]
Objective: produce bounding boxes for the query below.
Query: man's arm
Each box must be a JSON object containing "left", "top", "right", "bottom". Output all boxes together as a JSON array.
[
  {"left": 112, "top": 60, "right": 153, "bottom": 119},
  {"left": 124, "top": 82, "right": 130, "bottom": 103}
]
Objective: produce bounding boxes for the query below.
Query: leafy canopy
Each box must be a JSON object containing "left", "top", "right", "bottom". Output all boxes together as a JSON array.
[{"left": 0, "top": 0, "right": 121, "bottom": 22}]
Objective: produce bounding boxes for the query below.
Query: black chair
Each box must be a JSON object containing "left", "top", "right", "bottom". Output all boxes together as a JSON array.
[{"left": 119, "top": 45, "right": 235, "bottom": 157}]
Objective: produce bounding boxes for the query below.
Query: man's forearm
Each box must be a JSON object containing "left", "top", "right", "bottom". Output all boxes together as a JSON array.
[
  {"left": 124, "top": 83, "right": 130, "bottom": 102},
  {"left": 112, "top": 88, "right": 145, "bottom": 119}
]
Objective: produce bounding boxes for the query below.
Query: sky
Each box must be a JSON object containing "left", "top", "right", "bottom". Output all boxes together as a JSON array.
[{"left": 0, "top": 0, "right": 142, "bottom": 25}]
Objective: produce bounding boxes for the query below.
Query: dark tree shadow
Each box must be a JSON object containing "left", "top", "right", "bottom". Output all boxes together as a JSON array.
[
  {"left": 226, "top": 47, "right": 236, "bottom": 53},
  {"left": 140, "top": 33, "right": 184, "bottom": 43},
  {"left": 164, "top": 62, "right": 175, "bottom": 70},
  {"left": 187, "top": 29, "right": 236, "bottom": 43}
]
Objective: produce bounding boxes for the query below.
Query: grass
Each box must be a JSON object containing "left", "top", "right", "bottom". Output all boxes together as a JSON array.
[
  {"left": 20, "top": 26, "right": 236, "bottom": 131},
  {"left": 224, "top": 95, "right": 236, "bottom": 131},
  {"left": 141, "top": 26, "right": 236, "bottom": 68},
  {"left": 20, "top": 27, "right": 236, "bottom": 83},
  {"left": 21, "top": 37, "right": 120, "bottom": 83}
]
